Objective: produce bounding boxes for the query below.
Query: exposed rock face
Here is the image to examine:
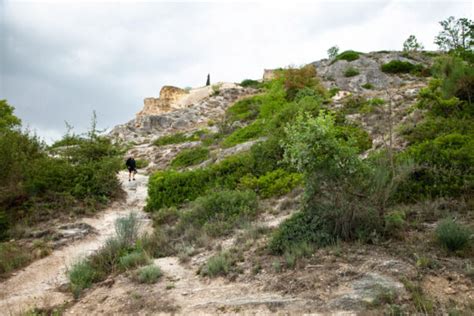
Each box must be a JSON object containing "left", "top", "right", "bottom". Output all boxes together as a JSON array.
[
  {"left": 312, "top": 51, "right": 432, "bottom": 92},
  {"left": 137, "top": 86, "right": 189, "bottom": 117},
  {"left": 110, "top": 83, "right": 257, "bottom": 143}
]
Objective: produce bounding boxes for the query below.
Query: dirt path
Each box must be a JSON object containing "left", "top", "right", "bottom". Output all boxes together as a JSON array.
[{"left": 0, "top": 172, "right": 150, "bottom": 316}]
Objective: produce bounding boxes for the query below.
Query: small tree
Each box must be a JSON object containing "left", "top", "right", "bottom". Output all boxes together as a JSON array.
[
  {"left": 327, "top": 46, "right": 339, "bottom": 59},
  {"left": 206, "top": 74, "right": 210, "bottom": 86},
  {"left": 434, "top": 16, "right": 473, "bottom": 52},
  {"left": 403, "top": 35, "right": 424, "bottom": 52}
]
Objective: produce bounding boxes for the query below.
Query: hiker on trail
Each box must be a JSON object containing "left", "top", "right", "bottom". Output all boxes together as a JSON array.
[{"left": 126, "top": 156, "right": 137, "bottom": 181}]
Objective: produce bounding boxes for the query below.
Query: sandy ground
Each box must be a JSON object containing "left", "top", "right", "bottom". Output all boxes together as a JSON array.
[{"left": 0, "top": 172, "right": 150, "bottom": 316}]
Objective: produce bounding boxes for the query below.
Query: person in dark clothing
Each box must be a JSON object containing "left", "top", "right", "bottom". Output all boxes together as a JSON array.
[{"left": 125, "top": 156, "right": 137, "bottom": 181}]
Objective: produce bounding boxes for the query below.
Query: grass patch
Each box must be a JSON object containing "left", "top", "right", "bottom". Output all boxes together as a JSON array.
[
  {"left": 154, "top": 130, "right": 208, "bottom": 147},
  {"left": 335, "top": 50, "right": 361, "bottom": 62},
  {"left": 225, "top": 96, "right": 262, "bottom": 123},
  {"left": 0, "top": 242, "right": 32, "bottom": 276},
  {"left": 344, "top": 67, "right": 360, "bottom": 77},
  {"left": 68, "top": 260, "right": 96, "bottom": 299},
  {"left": 170, "top": 147, "right": 210, "bottom": 168},
  {"left": 362, "top": 83, "right": 374, "bottom": 89},
  {"left": 119, "top": 250, "right": 150, "bottom": 270},
  {"left": 239, "top": 169, "right": 303, "bottom": 198},
  {"left": 199, "top": 251, "right": 234, "bottom": 277},
  {"left": 435, "top": 218, "right": 471, "bottom": 251},
  {"left": 221, "top": 120, "right": 266, "bottom": 148},
  {"left": 136, "top": 264, "right": 162, "bottom": 284}
]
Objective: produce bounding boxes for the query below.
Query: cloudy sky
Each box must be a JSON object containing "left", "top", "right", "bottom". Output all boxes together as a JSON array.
[{"left": 1, "top": 0, "right": 472, "bottom": 143}]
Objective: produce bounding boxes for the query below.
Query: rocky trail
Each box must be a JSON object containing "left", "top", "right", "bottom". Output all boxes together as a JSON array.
[{"left": 0, "top": 172, "right": 150, "bottom": 315}]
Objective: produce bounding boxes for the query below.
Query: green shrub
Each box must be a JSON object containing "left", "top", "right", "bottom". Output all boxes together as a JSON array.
[
  {"left": 0, "top": 242, "right": 32, "bottom": 276},
  {"left": 152, "top": 206, "right": 179, "bottom": 225},
  {"left": 435, "top": 218, "right": 471, "bottom": 251},
  {"left": 182, "top": 190, "right": 258, "bottom": 237},
  {"left": 240, "top": 169, "right": 303, "bottom": 198},
  {"left": 225, "top": 96, "right": 262, "bottom": 123},
  {"left": 136, "top": 265, "right": 162, "bottom": 284},
  {"left": 344, "top": 67, "right": 360, "bottom": 77},
  {"left": 240, "top": 79, "right": 262, "bottom": 89},
  {"left": 362, "top": 83, "right": 374, "bottom": 89},
  {"left": 199, "top": 251, "right": 234, "bottom": 277},
  {"left": 221, "top": 120, "right": 266, "bottom": 148},
  {"left": 69, "top": 260, "right": 96, "bottom": 298},
  {"left": 432, "top": 55, "right": 474, "bottom": 102},
  {"left": 336, "top": 125, "right": 372, "bottom": 153},
  {"left": 335, "top": 50, "right": 361, "bottom": 62},
  {"left": 170, "top": 147, "right": 210, "bottom": 168},
  {"left": 153, "top": 132, "right": 193, "bottom": 146},
  {"left": 147, "top": 154, "right": 252, "bottom": 210},
  {"left": 384, "top": 211, "right": 406, "bottom": 236},
  {"left": 135, "top": 159, "right": 149, "bottom": 169},
  {"left": 381, "top": 60, "right": 423, "bottom": 74},
  {"left": 119, "top": 250, "right": 150, "bottom": 270},
  {"left": 329, "top": 87, "right": 340, "bottom": 97},
  {"left": 249, "top": 137, "right": 286, "bottom": 176}
]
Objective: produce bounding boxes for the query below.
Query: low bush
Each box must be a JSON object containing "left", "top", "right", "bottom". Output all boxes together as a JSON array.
[
  {"left": 335, "top": 50, "right": 361, "bottom": 62},
  {"left": 435, "top": 218, "right": 471, "bottom": 251},
  {"left": 119, "top": 251, "right": 150, "bottom": 270},
  {"left": 136, "top": 265, "right": 162, "bottom": 284},
  {"left": 240, "top": 79, "right": 262, "bottom": 89},
  {"left": 153, "top": 131, "right": 202, "bottom": 147},
  {"left": 221, "top": 120, "right": 266, "bottom": 148},
  {"left": 181, "top": 189, "right": 258, "bottom": 237},
  {"left": 381, "top": 60, "right": 424, "bottom": 74},
  {"left": 135, "top": 159, "right": 149, "bottom": 169},
  {"left": 240, "top": 169, "right": 303, "bottom": 198},
  {"left": 170, "top": 147, "right": 210, "bottom": 168},
  {"left": 225, "top": 96, "right": 262, "bottom": 123},
  {"left": 336, "top": 125, "right": 373, "bottom": 153},
  {"left": 147, "top": 153, "right": 252, "bottom": 210},
  {"left": 199, "top": 251, "right": 234, "bottom": 277},
  {"left": 0, "top": 242, "right": 32, "bottom": 276},
  {"left": 384, "top": 211, "right": 406, "bottom": 237},
  {"left": 344, "top": 67, "right": 360, "bottom": 77},
  {"left": 362, "top": 83, "right": 374, "bottom": 89},
  {"left": 68, "top": 260, "right": 96, "bottom": 299}
]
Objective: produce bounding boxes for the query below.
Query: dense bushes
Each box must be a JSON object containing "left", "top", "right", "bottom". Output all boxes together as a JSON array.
[
  {"left": 0, "top": 103, "right": 122, "bottom": 240},
  {"left": 170, "top": 147, "right": 210, "bottom": 168},
  {"left": 381, "top": 60, "right": 426, "bottom": 75},
  {"left": 153, "top": 130, "right": 207, "bottom": 147},
  {"left": 335, "top": 50, "right": 361, "bottom": 62},
  {"left": 225, "top": 96, "right": 262, "bottom": 123},
  {"left": 221, "top": 120, "right": 266, "bottom": 148},
  {"left": 240, "top": 79, "right": 262, "bottom": 89},
  {"left": 240, "top": 169, "right": 302, "bottom": 198},
  {"left": 270, "top": 112, "right": 409, "bottom": 253},
  {"left": 179, "top": 190, "right": 258, "bottom": 237},
  {"left": 146, "top": 154, "right": 252, "bottom": 210},
  {"left": 435, "top": 218, "right": 471, "bottom": 251}
]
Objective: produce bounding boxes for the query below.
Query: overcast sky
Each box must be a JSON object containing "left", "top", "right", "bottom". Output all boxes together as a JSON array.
[{"left": 1, "top": 0, "right": 472, "bottom": 143}]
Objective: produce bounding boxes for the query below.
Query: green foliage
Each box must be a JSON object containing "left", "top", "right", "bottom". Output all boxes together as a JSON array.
[
  {"left": 199, "top": 251, "right": 234, "bottom": 277},
  {"left": 181, "top": 190, "right": 258, "bottom": 237},
  {"left": 381, "top": 60, "right": 421, "bottom": 74},
  {"left": 435, "top": 218, "right": 471, "bottom": 251},
  {"left": 147, "top": 154, "right": 252, "bottom": 210},
  {"left": 240, "top": 169, "right": 302, "bottom": 198},
  {"left": 69, "top": 260, "right": 96, "bottom": 299},
  {"left": 221, "top": 120, "right": 266, "bottom": 148},
  {"left": 0, "top": 242, "right": 32, "bottom": 276},
  {"left": 136, "top": 265, "right": 162, "bottom": 284},
  {"left": 271, "top": 113, "right": 410, "bottom": 253},
  {"left": 281, "top": 65, "right": 325, "bottom": 101},
  {"left": 335, "top": 50, "right": 361, "bottom": 62},
  {"left": 225, "top": 96, "right": 262, "bottom": 123},
  {"left": 249, "top": 137, "right": 286, "bottom": 176},
  {"left": 327, "top": 46, "right": 339, "bottom": 59},
  {"left": 434, "top": 16, "right": 473, "bottom": 52},
  {"left": 119, "top": 250, "right": 150, "bottom": 270},
  {"left": 344, "top": 67, "right": 360, "bottom": 77},
  {"left": 329, "top": 87, "right": 340, "bottom": 97},
  {"left": 240, "top": 79, "right": 262, "bottom": 89},
  {"left": 135, "top": 159, "right": 149, "bottom": 169},
  {"left": 362, "top": 83, "right": 374, "bottom": 89},
  {"left": 398, "top": 133, "right": 473, "bottom": 199},
  {"left": 336, "top": 125, "right": 373, "bottom": 153},
  {"left": 0, "top": 100, "right": 21, "bottom": 131},
  {"left": 384, "top": 211, "right": 406, "bottom": 236},
  {"left": 170, "top": 147, "right": 210, "bottom": 168},
  {"left": 431, "top": 56, "right": 474, "bottom": 103},
  {"left": 403, "top": 35, "right": 424, "bottom": 52},
  {"left": 0, "top": 106, "right": 122, "bottom": 240}
]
